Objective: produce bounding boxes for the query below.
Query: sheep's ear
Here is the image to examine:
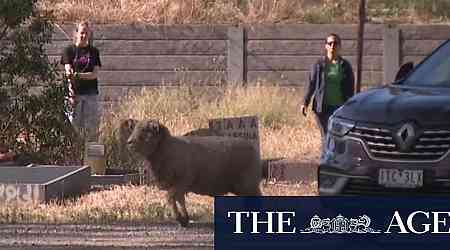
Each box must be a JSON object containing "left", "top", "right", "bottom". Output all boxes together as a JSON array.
[
  {"left": 148, "top": 121, "right": 159, "bottom": 134},
  {"left": 127, "top": 119, "right": 136, "bottom": 131},
  {"left": 156, "top": 122, "right": 170, "bottom": 137},
  {"left": 145, "top": 120, "right": 160, "bottom": 135}
]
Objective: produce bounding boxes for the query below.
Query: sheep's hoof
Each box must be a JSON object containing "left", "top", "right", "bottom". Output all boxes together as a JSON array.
[{"left": 178, "top": 217, "right": 190, "bottom": 227}]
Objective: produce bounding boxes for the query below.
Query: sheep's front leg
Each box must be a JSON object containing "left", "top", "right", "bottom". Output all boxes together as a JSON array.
[
  {"left": 167, "top": 191, "right": 183, "bottom": 226},
  {"left": 167, "top": 190, "right": 189, "bottom": 227},
  {"left": 175, "top": 193, "right": 189, "bottom": 227}
]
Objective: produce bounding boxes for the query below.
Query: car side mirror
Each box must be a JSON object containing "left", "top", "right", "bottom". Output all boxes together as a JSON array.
[{"left": 394, "top": 62, "right": 414, "bottom": 82}]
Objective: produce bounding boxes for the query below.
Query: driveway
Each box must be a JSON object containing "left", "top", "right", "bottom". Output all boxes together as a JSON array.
[{"left": 0, "top": 223, "right": 213, "bottom": 250}]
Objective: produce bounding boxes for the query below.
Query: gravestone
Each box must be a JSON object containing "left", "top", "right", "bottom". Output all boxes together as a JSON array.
[
  {"left": 208, "top": 115, "right": 260, "bottom": 157},
  {"left": 0, "top": 165, "right": 90, "bottom": 204}
]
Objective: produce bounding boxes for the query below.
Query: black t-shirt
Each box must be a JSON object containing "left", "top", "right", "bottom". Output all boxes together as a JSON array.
[{"left": 61, "top": 45, "right": 102, "bottom": 95}]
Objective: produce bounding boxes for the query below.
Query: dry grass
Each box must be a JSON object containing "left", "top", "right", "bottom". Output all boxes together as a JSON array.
[
  {"left": 39, "top": 0, "right": 311, "bottom": 25},
  {"left": 0, "top": 183, "right": 317, "bottom": 224},
  {"left": 100, "top": 84, "right": 321, "bottom": 164},
  {"left": 39, "top": 0, "right": 450, "bottom": 25}
]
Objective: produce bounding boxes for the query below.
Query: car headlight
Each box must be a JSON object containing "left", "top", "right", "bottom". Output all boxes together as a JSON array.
[{"left": 328, "top": 116, "right": 355, "bottom": 136}]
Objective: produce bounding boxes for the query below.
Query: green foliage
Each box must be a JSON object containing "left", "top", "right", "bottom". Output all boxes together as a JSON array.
[
  {"left": 0, "top": 0, "right": 34, "bottom": 28},
  {"left": 0, "top": 0, "right": 81, "bottom": 165}
]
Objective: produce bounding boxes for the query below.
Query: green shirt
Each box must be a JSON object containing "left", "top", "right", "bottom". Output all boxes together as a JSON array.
[{"left": 325, "top": 62, "right": 344, "bottom": 106}]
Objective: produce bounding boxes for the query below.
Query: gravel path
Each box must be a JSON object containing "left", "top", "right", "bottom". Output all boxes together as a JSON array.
[{"left": 0, "top": 223, "right": 213, "bottom": 250}]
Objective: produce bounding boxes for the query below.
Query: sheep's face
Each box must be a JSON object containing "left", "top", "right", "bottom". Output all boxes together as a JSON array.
[
  {"left": 116, "top": 118, "right": 137, "bottom": 145},
  {"left": 127, "top": 120, "right": 167, "bottom": 158}
]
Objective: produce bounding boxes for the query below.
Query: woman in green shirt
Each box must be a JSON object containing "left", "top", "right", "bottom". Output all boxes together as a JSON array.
[{"left": 301, "top": 33, "right": 355, "bottom": 138}]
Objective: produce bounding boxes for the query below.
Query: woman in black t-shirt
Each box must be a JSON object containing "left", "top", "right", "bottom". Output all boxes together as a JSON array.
[{"left": 61, "top": 21, "right": 102, "bottom": 142}]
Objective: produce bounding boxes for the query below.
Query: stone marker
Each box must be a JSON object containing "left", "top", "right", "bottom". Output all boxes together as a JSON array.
[
  {"left": 208, "top": 115, "right": 260, "bottom": 156},
  {"left": 85, "top": 143, "right": 106, "bottom": 175}
]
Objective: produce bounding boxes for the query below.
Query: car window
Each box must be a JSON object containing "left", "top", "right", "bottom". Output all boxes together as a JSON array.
[{"left": 404, "top": 40, "right": 450, "bottom": 87}]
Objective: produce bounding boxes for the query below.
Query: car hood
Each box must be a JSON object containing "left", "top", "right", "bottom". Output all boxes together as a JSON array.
[{"left": 336, "top": 85, "right": 450, "bottom": 125}]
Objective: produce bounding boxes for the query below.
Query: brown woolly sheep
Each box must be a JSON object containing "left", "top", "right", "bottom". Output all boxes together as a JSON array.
[
  {"left": 127, "top": 119, "right": 262, "bottom": 227},
  {"left": 182, "top": 127, "right": 222, "bottom": 136},
  {"left": 116, "top": 118, "right": 219, "bottom": 142},
  {"left": 116, "top": 119, "right": 274, "bottom": 182},
  {"left": 114, "top": 118, "right": 139, "bottom": 169},
  {"left": 115, "top": 119, "right": 221, "bottom": 183}
]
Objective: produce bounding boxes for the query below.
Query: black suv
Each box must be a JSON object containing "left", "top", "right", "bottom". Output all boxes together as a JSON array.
[{"left": 319, "top": 39, "right": 450, "bottom": 195}]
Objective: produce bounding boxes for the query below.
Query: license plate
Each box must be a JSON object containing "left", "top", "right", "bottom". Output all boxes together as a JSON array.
[{"left": 378, "top": 169, "right": 423, "bottom": 188}]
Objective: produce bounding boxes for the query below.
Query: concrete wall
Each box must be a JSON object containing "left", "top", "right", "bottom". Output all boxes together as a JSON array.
[{"left": 47, "top": 24, "right": 450, "bottom": 106}]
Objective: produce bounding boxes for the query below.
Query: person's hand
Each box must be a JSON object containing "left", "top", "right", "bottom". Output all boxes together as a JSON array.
[
  {"left": 73, "top": 72, "right": 81, "bottom": 80},
  {"left": 65, "top": 68, "right": 74, "bottom": 79},
  {"left": 301, "top": 105, "right": 308, "bottom": 117}
]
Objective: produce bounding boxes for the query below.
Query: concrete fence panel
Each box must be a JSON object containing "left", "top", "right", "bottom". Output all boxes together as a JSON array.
[{"left": 48, "top": 24, "right": 450, "bottom": 106}]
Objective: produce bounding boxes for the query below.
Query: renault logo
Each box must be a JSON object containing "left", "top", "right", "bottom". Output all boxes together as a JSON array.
[{"left": 395, "top": 123, "right": 416, "bottom": 152}]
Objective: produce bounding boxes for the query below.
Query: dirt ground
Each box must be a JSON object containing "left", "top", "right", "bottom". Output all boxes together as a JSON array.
[{"left": 0, "top": 223, "right": 213, "bottom": 250}]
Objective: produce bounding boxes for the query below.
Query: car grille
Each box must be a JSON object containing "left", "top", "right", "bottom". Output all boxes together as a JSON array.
[
  {"left": 348, "top": 125, "right": 450, "bottom": 161},
  {"left": 342, "top": 178, "right": 450, "bottom": 195}
]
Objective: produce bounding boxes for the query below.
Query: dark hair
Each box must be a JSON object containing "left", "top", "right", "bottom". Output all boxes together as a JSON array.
[{"left": 326, "top": 33, "right": 341, "bottom": 45}]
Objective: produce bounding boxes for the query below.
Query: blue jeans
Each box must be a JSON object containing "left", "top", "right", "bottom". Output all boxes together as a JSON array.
[
  {"left": 315, "top": 105, "right": 340, "bottom": 139},
  {"left": 72, "top": 94, "right": 99, "bottom": 142}
]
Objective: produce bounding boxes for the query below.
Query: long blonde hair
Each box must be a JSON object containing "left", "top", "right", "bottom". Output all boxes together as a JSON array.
[{"left": 73, "top": 21, "right": 94, "bottom": 45}]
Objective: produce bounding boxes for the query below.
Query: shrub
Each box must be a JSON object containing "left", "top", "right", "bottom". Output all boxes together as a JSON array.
[{"left": 0, "top": 0, "right": 81, "bottom": 165}]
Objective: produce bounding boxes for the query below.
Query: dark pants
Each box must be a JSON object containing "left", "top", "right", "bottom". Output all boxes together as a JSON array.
[{"left": 314, "top": 105, "right": 340, "bottom": 140}]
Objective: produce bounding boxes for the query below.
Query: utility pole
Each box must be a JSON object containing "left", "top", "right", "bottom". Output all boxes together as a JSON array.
[{"left": 356, "top": 0, "right": 366, "bottom": 93}]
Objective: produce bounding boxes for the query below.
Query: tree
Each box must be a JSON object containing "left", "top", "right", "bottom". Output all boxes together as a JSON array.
[{"left": 0, "top": 0, "right": 81, "bottom": 165}]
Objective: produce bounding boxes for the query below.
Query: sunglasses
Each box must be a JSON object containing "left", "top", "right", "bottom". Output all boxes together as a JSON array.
[{"left": 326, "top": 41, "right": 339, "bottom": 46}]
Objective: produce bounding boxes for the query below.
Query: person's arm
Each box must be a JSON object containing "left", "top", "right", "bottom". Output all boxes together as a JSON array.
[
  {"left": 301, "top": 62, "right": 319, "bottom": 116},
  {"left": 343, "top": 60, "right": 355, "bottom": 101},
  {"left": 75, "top": 66, "right": 99, "bottom": 80},
  {"left": 64, "top": 63, "right": 76, "bottom": 105},
  {"left": 64, "top": 64, "right": 74, "bottom": 77},
  {"left": 61, "top": 46, "right": 74, "bottom": 75}
]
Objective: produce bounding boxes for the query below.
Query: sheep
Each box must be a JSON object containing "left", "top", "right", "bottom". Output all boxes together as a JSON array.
[
  {"left": 182, "top": 127, "right": 222, "bottom": 137},
  {"left": 126, "top": 119, "right": 262, "bottom": 227},
  {"left": 116, "top": 118, "right": 219, "bottom": 143},
  {"left": 117, "top": 119, "right": 274, "bottom": 184},
  {"left": 115, "top": 119, "right": 221, "bottom": 184},
  {"left": 114, "top": 118, "right": 140, "bottom": 171}
]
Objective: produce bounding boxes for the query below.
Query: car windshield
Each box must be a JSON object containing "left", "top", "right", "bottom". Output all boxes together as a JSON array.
[{"left": 403, "top": 40, "right": 450, "bottom": 87}]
